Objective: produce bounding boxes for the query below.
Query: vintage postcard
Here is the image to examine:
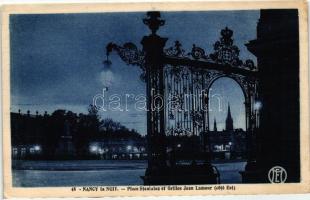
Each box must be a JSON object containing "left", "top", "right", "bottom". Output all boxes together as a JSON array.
[{"left": 1, "top": 0, "right": 310, "bottom": 198}]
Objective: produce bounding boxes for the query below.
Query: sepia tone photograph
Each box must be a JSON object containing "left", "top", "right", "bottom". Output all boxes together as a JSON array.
[{"left": 1, "top": 1, "right": 309, "bottom": 197}]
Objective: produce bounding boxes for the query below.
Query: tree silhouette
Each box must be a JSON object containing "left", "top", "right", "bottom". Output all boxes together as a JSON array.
[{"left": 11, "top": 105, "right": 144, "bottom": 160}]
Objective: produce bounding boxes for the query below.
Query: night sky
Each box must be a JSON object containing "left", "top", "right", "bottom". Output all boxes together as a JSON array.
[{"left": 10, "top": 10, "right": 259, "bottom": 134}]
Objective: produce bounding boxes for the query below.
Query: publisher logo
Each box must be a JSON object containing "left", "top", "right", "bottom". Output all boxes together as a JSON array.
[{"left": 268, "top": 166, "right": 287, "bottom": 183}]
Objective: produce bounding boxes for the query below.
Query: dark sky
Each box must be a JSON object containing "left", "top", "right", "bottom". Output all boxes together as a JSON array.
[{"left": 10, "top": 10, "right": 259, "bottom": 134}]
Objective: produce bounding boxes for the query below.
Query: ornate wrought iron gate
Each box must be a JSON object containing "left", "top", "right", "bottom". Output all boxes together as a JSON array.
[{"left": 106, "top": 11, "right": 259, "bottom": 184}]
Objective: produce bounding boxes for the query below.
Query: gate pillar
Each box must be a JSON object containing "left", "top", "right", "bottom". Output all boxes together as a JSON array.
[{"left": 141, "top": 12, "right": 169, "bottom": 181}]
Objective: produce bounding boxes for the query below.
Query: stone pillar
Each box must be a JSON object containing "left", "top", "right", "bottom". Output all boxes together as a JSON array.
[
  {"left": 141, "top": 12, "right": 168, "bottom": 178},
  {"left": 243, "top": 9, "right": 300, "bottom": 183}
]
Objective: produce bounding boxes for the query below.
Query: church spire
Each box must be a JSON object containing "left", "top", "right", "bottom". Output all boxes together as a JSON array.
[
  {"left": 213, "top": 118, "right": 217, "bottom": 132},
  {"left": 225, "top": 102, "right": 234, "bottom": 131},
  {"left": 227, "top": 103, "right": 232, "bottom": 119}
]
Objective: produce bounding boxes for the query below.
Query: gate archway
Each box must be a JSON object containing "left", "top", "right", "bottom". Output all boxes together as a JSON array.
[
  {"left": 106, "top": 11, "right": 260, "bottom": 185},
  {"left": 208, "top": 77, "right": 246, "bottom": 159}
]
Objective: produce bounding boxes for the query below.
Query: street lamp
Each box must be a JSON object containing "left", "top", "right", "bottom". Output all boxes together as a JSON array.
[
  {"left": 34, "top": 145, "right": 41, "bottom": 151},
  {"left": 101, "top": 54, "right": 114, "bottom": 89},
  {"left": 126, "top": 145, "right": 132, "bottom": 151},
  {"left": 254, "top": 100, "right": 262, "bottom": 111},
  {"left": 90, "top": 144, "right": 99, "bottom": 154}
]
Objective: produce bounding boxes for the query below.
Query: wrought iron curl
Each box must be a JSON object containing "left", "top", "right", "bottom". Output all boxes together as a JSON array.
[
  {"left": 189, "top": 44, "right": 209, "bottom": 60},
  {"left": 164, "top": 41, "right": 187, "bottom": 57},
  {"left": 244, "top": 59, "right": 255, "bottom": 70},
  {"left": 190, "top": 110, "right": 204, "bottom": 129},
  {"left": 106, "top": 42, "right": 146, "bottom": 81},
  {"left": 210, "top": 27, "right": 243, "bottom": 66},
  {"left": 163, "top": 27, "right": 257, "bottom": 71}
]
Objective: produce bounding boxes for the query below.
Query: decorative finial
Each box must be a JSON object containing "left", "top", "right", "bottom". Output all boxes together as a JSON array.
[
  {"left": 221, "top": 27, "right": 233, "bottom": 38},
  {"left": 220, "top": 27, "right": 233, "bottom": 46},
  {"left": 143, "top": 11, "right": 165, "bottom": 35}
]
